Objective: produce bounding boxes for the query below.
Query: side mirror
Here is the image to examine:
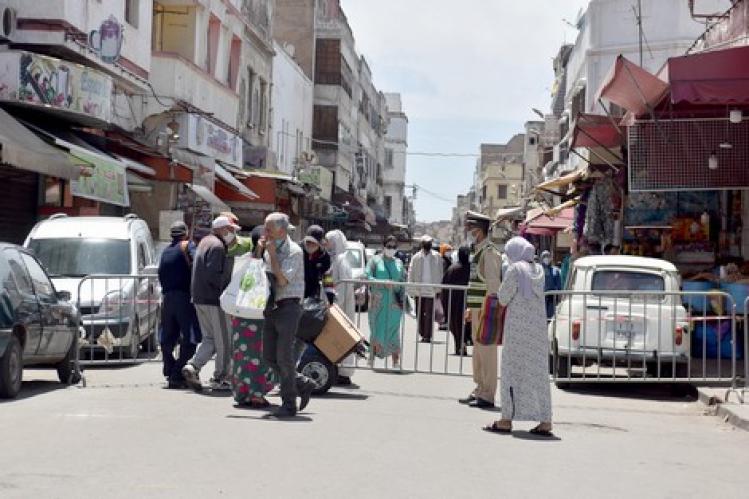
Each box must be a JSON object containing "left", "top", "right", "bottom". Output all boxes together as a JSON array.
[
  {"left": 140, "top": 264, "right": 159, "bottom": 277},
  {"left": 56, "top": 290, "right": 72, "bottom": 302}
]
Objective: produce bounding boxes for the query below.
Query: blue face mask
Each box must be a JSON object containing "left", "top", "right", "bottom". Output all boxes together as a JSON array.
[{"left": 274, "top": 238, "right": 285, "bottom": 249}]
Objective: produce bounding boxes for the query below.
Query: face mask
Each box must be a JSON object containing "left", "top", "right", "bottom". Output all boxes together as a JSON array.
[
  {"left": 422, "top": 243, "right": 432, "bottom": 253},
  {"left": 542, "top": 257, "right": 551, "bottom": 266},
  {"left": 384, "top": 248, "right": 396, "bottom": 258},
  {"left": 223, "top": 232, "right": 236, "bottom": 245},
  {"left": 274, "top": 238, "right": 285, "bottom": 249},
  {"left": 466, "top": 233, "right": 476, "bottom": 245}
]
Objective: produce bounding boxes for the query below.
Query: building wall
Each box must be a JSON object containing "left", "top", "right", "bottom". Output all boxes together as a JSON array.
[
  {"left": 384, "top": 92, "right": 408, "bottom": 225},
  {"left": 271, "top": 41, "right": 314, "bottom": 175},
  {"left": 273, "top": 0, "right": 316, "bottom": 80}
]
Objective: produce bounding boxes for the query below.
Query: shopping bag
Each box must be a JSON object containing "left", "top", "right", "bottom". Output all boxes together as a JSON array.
[
  {"left": 434, "top": 298, "right": 446, "bottom": 324},
  {"left": 476, "top": 294, "right": 506, "bottom": 346},
  {"left": 220, "top": 256, "right": 269, "bottom": 319}
]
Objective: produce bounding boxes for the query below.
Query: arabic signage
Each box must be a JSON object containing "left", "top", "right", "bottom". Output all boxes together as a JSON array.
[
  {"left": 0, "top": 51, "right": 113, "bottom": 123},
  {"left": 176, "top": 113, "right": 243, "bottom": 168},
  {"left": 70, "top": 149, "right": 129, "bottom": 207}
]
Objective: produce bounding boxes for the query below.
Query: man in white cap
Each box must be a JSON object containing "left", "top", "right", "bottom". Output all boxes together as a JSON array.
[
  {"left": 182, "top": 215, "right": 239, "bottom": 392},
  {"left": 408, "top": 235, "right": 444, "bottom": 342}
]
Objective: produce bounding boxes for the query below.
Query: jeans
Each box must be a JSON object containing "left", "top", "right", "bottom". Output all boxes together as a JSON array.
[{"left": 262, "top": 301, "right": 310, "bottom": 406}]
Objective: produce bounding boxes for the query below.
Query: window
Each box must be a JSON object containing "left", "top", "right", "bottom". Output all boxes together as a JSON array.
[
  {"left": 2, "top": 250, "right": 32, "bottom": 305},
  {"left": 497, "top": 184, "right": 508, "bottom": 199},
  {"left": 228, "top": 36, "right": 242, "bottom": 89},
  {"left": 313, "top": 106, "right": 338, "bottom": 148},
  {"left": 592, "top": 271, "right": 665, "bottom": 300},
  {"left": 481, "top": 185, "right": 487, "bottom": 202},
  {"left": 247, "top": 67, "right": 256, "bottom": 125},
  {"left": 21, "top": 253, "right": 56, "bottom": 301},
  {"left": 259, "top": 79, "right": 268, "bottom": 133},
  {"left": 28, "top": 238, "right": 132, "bottom": 276},
  {"left": 528, "top": 136, "right": 537, "bottom": 146},
  {"left": 125, "top": 0, "right": 140, "bottom": 28},
  {"left": 315, "top": 39, "right": 342, "bottom": 85},
  {"left": 43, "top": 177, "right": 64, "bottom": 207},
  {"left": 385, "top": 148, "right": 394, "bottom": 169},
  {"left": 207, "top": 15, "right": 221, "bottom": 75},
  {"left": 385, "top": 196, "right": 392, "bottom": 218}
]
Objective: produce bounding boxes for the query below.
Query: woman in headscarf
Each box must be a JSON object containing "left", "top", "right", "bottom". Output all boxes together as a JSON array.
[
  {"left": 485, "top": 236, "right": 553, "bottom": 436},
  {"left": 442, "top": 246, "right": 471, "bottom": 355},
  {"left": 367, "top": 235, "right": 405, "bottom": 370},
  {"left": 324, "top": 230, "right": 357, "bottom": 385},
  {"left": 230, "top": 225, "right": 276, "bottom": 408}
]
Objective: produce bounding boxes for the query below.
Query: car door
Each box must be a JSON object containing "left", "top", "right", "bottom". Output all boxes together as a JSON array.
[
  {"left": 4, "top": 249, "right": 43, "bottom": 358},
  {"left": 21, "top": 252, "right": 71, "bottom": 357}
]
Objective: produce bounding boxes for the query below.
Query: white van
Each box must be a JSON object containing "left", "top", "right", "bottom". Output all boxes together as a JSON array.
[{"left": 24, "top": 214, "right": 160, "bottom": 358}]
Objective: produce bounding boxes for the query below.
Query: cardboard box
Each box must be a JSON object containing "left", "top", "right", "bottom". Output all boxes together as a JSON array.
[{"left": 314, "top": 304, "right": 363, "bottom": 364}]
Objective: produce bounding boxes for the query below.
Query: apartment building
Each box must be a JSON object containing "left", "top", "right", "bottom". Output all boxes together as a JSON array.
[
  {"left": 476, "top": 135, "right": 525, "bottom": 216},
  {"left": 383, "top": 93, "right": 408, "bottom": 226}
]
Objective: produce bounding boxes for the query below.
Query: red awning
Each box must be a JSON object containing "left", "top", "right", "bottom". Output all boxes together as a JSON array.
[
  {"left": 522, "top": 208, "right": 574, "bottom": 236},
  {"left": 597, "top": 55, "right": 669, "bottom": 116},
  {"left": 570, "top": 114, "right": 624, "bottom": 149},
  {"left": 667, "top": 45, "right": 749, "bottom": 106}
]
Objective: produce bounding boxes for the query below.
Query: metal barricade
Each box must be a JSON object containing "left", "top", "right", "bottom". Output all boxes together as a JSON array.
[
  {"left": 547, "top": 290, "right": 744, "bottom": 393},
  {"left": 343, "top": 279, "right": 474, "bottom": 377},
  {"left": 76, "top": 274, "right": 162, "bottom": 377}
]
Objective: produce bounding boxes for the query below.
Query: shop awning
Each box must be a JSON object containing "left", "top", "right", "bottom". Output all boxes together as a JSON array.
[
  {"left": 115, "top": 154, "right": 156, "bottom": 176},
  {"left": 246, "top": 170, "right": 294, "bottom": 181},
  {"left": 172, "top": 148, "right": 215, "bottom": 172},
  {"left": 570, "top": 114, "right": 624, "bottom": 149},
  {"left": 534, "top": 169, "right": 585, "bottom": 194},
  {"left": 127, "top": 172, "right": 152, "bottom": 193},
  {"left": 0, "top": 108, "right": 80, "bottom": 180},
  {"left": 215, "top": 163, "right": 259, "bottom": 200},
  {"left": 186, "top": 184, "right": 230, "bottom": 213},
  {"left": 667, "top": 45, "right": 749, "bottom": 106},
  {"left": 522, "top": 207, "right": 575, "bottom": 236},
  {"left": 597, "top": 55, "right": 669, "bottom": 116},
  {"left": 496, "top": 206, "right": 524, "bottom": 221}
]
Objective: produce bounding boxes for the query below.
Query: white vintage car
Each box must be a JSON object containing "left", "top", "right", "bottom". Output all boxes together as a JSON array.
[{"left": 549, "top": 255, "right": 690, "bottom": 383}]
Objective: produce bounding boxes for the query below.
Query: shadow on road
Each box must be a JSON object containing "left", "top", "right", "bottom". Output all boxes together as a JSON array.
[
  {"left": 512, "top": 431, "right": 563, "bottom": 442},
  {"left": 0, "top": 380, "right": 66, "bottom": 404},
  {"left": 558, "top": 383, "right": 696, "bottom": 401},
  {"left": 226, "top": 414, "right": 314, "bottom": 423},
  {"left": 316, "top": 391, "right": 369, "bottom": 401}
]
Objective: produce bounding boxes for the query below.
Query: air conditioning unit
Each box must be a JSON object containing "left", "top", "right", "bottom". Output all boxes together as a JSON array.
[{"left": 1, "top": 7, "right": 17, "bottom": 41}]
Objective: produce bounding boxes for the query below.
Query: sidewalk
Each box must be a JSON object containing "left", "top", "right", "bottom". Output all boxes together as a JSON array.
[{"left": 697, "top": 386, "right": 749, "bottom": 431}]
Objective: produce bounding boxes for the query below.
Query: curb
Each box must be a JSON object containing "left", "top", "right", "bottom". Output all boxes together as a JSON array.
[{"left": 696, "top": 387, "right": 749, "bottom": 432}]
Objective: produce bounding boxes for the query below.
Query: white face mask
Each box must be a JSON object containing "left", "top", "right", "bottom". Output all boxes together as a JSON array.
[
  {"left": 223, "top": 232, "right": 236, "bottom": 245},
  {"left": 466, "top": 233, "right": 476, "bottom": 245},
  {"left": 542, "top": 257, "right": 551, "bottom": 266},
  {"left": 384, "top": 248, "right": 397, "bottom": 258}
]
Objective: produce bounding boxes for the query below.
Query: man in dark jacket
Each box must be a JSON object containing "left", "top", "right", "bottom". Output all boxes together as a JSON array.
[
  {"left": 158, "top": 221, "right": 201, "bottom": 389},
  {"left": 182, "top": 216, "right": 238, "bottom": 392},
  {"left": 302, "top": 225, "right": 331, "bottom": 299}
]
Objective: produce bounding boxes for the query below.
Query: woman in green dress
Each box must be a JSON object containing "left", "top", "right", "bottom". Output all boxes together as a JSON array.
[{"left": 367, "top": 236, "right": 405, "bottom": 370}]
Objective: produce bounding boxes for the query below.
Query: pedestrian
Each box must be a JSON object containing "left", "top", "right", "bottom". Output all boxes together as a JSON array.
[
  {"left": 540, "top": 250, "right": 562, "bottom": 319},
  {"left": 459, "top": 211, "right": 502, "bottom": 409},
  {"left": 408, "top": 235, "right": 444, "bottom": 343},
  {"left": 367, "top": 235, "right": 405, "bottom": 369},
  {"left": 484, "top": 237, "right": 553, "bottom": 436},
  {"left": 442, "top": 245, "right": 471, "bottom": 356},
  {"left": 439, "top": 243, "right": 453, "bottom": 274},
  {"left": 325, "top": 229, "right": 356, "bottom": 385},
  {"left": 158, "top": 221, "right": 201, "bottom": 389},
  {"left": 221, "top": 212, "right": 253, "bottom": 257},
  {"left": 438, "top": 243, "right": 453, "bottom": 331},
  {"left": 182, "top": 216, "right": 237, "bottom": 392},
  {"left": 259, "top": 212, "right": 315, "bottom": 418},
  {"left": 302, "top": 225, "right": 331, "bottom": 300},
  {"left": 229, "top": 225, "right": 277, "bottom": 408}
]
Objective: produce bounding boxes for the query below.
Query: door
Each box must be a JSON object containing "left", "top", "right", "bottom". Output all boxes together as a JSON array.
[
  {"left": 21, "top": 252, "right": 71, "bottom": 357},
  {"left": 4, "top": 249, "right": 43, "bottom": 358}
]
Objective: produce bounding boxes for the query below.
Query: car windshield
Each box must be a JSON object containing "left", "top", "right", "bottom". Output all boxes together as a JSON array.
[
  {"left": 345, "top": 249, "right": 364, "bottom": 269},
  {"left": 29, "top": 238, "right": 131, "bottom": 277},
  {"left": 592, "top": 271, "right": 665, "bottom": 300}
]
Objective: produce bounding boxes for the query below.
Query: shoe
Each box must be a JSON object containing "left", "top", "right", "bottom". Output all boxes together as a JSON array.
[
  {"left": 210, "top": 379, "right": 231, "bottom": 392},
  {"left": 456, "top": 348, "right": 469, "bottom": 356},
  {"left": 273, "top": 404, "right": 297, "bottom": 418},
  {"left": 420, "top": 338, "right": 432, "bottom": 343},
  {"left": 468, "top": 398, "right": 495, "bottom": 409},
  {"left": 166, "top": 379, "right": 187, "bottom": 390},
  {"left": 336, "top": 376, "right": 352, "bottom": 386},
  {"left": 181, "top": 365, "right": 202, "bottom": 392},
  {"left": 299, "top": 381, "right": 315, "bottom": 412},
  {"left": 391, "top": 361, "right": 402, "bottom": 371},
  {"left": 438, "top": 324, "right": 448, "bottom": 331},
  {"left": 458, "top": 395, "right": 477, "bottom": 405}
]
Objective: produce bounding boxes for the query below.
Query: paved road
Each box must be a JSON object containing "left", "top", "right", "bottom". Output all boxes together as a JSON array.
[{"left": 2, "top": 356, "right": 748, "bottom": 498}]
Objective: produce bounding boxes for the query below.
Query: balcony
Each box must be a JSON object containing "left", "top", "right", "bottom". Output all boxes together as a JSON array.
[{"left": 150, "top": 52, "right": 239, "bottom": 129}]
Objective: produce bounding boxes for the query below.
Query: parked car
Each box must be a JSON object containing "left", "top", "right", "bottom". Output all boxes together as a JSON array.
[
  {"left": 345, "top": 241, "right": 369, "bottom": 311},
  {"left": 0, "top": 243, "right": 81, "bottom": 398},
  {"left": 549, "top": 255, "right": 690, "bottom": 385},
  {"left": 25, "top": 214, "right": 160, "bottom": 359}
]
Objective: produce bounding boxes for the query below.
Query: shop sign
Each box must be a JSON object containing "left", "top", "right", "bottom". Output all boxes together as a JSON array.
[
  {"left": 298, "top": 165, "right": 333, "bottom": 201},
  {"left": 88, "top": 16, "right": 124, "bottom": 64},
  {"left": 0, "top": 51, "right": 113, "bottom": 123},
  {"left": 70, "top": 150, "right": 129, "bottom": 207},
  {"left": 177, "top": 113, "right": 243, "bottom": 168}
]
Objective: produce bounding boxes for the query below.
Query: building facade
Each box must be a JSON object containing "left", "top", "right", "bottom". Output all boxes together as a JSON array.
[
  {"left": 383, "top": 93, "right": 408, "bottom": 226},
  {"left": 476, "top": 135, "right": 525, "bottom": 216}
]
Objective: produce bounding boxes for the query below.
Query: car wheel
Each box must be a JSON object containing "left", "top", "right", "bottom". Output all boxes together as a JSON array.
[
  {"left": 298, "top": 352, "right": 337, "bottom": 395},
  {"left": 56, "top": 336, "right": 82, "bottom": 385},
  {"left": 552, "top": 339, "right": 571, "bottom": 389},
  {"left": 0, "top": 335, "right": 23, "bottom": 399}
]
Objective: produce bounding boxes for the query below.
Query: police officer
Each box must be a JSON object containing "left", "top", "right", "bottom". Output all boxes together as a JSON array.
[{"left": 158, "top": 221, "right": 202, "bottom": 389}]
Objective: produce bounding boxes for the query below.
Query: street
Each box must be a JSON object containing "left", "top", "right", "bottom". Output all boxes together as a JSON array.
[{"left": 1, "top": 315, "right": 748, "bottom": 499}]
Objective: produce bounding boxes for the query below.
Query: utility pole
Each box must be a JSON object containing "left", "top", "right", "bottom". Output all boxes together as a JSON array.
[{"left": 637, "top": 0, "right": 643, "bottom": 66}]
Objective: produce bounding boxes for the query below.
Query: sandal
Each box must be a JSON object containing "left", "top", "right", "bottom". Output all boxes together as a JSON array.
[
  {"left": 249, "top": 397, "right": 271, "bottom": 409},
  {"left": 529, "top": 426, "right": 554, "bottom": 437},
  {"left": 483, "top": 422, "right": 512, "bottom": 434}
]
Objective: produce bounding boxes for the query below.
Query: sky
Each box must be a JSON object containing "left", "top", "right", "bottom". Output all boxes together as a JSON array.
[{"left": 340, "top": 0, "right": 590, "bottom": 222}]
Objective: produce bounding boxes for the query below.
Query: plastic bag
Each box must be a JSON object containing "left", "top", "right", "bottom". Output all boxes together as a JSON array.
[
  {"left": 296, "top": 297, "right": 328, "bottom": 343},
  {"left": 220, "top": 256, "right": 269, "bottom": 319}
]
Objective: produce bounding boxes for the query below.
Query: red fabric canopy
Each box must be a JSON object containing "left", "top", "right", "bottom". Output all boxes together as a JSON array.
[
  {"left": 668, "top": 45, "right": 749, "bottom": 105},
  {"left": 570, "top": 114, "right": 624, "bottom": 149},
  {"left": 521, "top": 208, "right": 574, "bottom": 236},
  {"left": 597, "top": 55, "right": 669, "bottom": 116}
]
